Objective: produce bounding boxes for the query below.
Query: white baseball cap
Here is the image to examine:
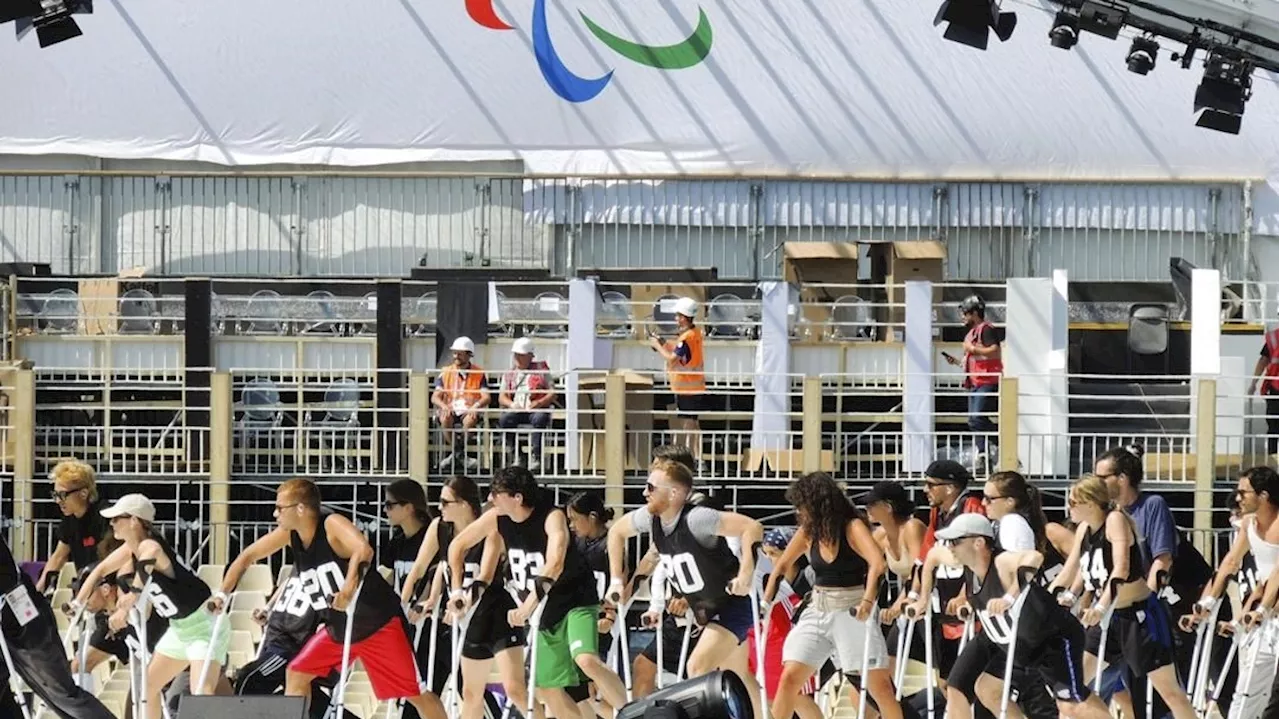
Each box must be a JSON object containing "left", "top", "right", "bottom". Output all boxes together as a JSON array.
[
  {"left": 934, "top": 513, "right": 994, "bottom": 541},
  {"left": 100, "top": 493, "right": 157, "bottom": 523},
  {"left": 512, "top": 337, "right": 535, "bottom": 356},
  {"left": 673, "top": 297, "right": 699, "bottom": 318},
  {"left": 450, "top": 336, "right": 476, "bottom": 354}
]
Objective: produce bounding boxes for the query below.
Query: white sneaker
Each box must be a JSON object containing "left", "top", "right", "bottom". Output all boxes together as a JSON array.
[{"left": 438, "top": 453, "right": 455, "bottom": 471}]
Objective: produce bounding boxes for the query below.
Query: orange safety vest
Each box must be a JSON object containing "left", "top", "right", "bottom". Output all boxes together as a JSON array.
[
  {"left": 963, "top": 321, "right": 1003, "bottom": 389},
  {"left": 1265, "top": 328, "right": 1279, "bottom": 392},
  {"left": 439, "top": 364, "right": 488, "bottom": 408},
  {"left": 667, "top": 327, "right": 706, "bottom": 395}
]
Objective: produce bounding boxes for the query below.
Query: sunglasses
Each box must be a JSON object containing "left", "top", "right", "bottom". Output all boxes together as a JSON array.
[
  {"left": 384, "top": 500, "right": 407, "bottom": 510},
  {"left": 981, "top": 494, "right": 1008, "bottom": 503},
  {"left": 645, "top": 481, "right": 677, "bottom": 494},
  {"left": 439, "top": 498, "right": 460, "bottom": 507},
  {"left": 52, "top": 488, "right": 84, "bottom": 501}
]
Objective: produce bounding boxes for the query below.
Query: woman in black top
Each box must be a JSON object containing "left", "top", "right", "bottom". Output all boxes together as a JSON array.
[
  {"left": 38, "top": 460, "right": 108, "bottom": 593},
  {"left": 764, "top": 472, "right": 900, "bottom": 719},
  {"left": 72, "top": 493, "right": 230, "bottom": 718},
  {"left": 1050, "top": 475, "right": 1196, "bottom": 719},
  {"left": 381, "top": 479, "right": 433, "bottom": 597}
]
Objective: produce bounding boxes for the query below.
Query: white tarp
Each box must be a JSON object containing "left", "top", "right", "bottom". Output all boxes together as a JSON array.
[{"left": 0, "top": 0, "right": 1275, "bottom": 178}]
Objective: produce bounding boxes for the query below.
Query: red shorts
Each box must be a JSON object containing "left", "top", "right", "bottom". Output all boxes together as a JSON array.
[{"left": 289, "top": 618, "right": 425, "bottom": 700}]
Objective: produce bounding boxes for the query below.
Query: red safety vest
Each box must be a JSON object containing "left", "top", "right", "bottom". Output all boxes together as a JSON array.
[
  {"left": 1264, "top": 328, "right": 1279, "bottom": 392},
  {"left": 964, "top": 321, "right": 1003, "bottom": 388}
]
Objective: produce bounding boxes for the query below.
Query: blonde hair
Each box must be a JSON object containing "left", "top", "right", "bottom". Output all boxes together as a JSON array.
[
  {"left": 51, "top": 460, "right": 98, "bottom": 502},
  {"left": 1070, "top": 474, "right": 1138, "bottom": 537}
]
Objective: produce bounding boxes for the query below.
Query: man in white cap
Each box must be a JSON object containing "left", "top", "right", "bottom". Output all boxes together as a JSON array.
[
  {"left": 431, "top": 336, "right": 490, "bottom": 471},
  {"left": 648, "top": 296, "right": 707, "bottom": 472},
  {"left": 498, "top": 337, "right": 556, "bottom": 471}
]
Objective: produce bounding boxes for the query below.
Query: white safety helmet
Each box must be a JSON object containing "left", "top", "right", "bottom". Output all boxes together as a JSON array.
[
  {"left": 512, "top": 337, "right": 536, "bottom": 356},
  {"left": 450, "top": 336, "right": 476, "bottom": 354},
  {"left": 673, "top": 297, "right": 699, "bottom": 318}
]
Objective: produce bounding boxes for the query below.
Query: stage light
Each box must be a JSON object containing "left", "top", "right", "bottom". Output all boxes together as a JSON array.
[
  {"left": 615, "top": 671, "right": 753, "bottom": 719},
  {"left": 1126, "top": 36, "right": 1160, "bottom": 75},
  {"left": 1048, "top": 11, "right": 1079, "bottom": 50},
  {"left": 1193, "top": 51, "right": 1252, "bottom": 135},
  {"left": 933, "top": 0, "right": 1017, "bottom": 51},
  {"left": 6, "top": 0, "right": 93, "bottom": 48}
]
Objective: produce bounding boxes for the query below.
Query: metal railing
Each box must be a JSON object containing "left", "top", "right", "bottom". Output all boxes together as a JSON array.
[{"left": 0, "top": 173, "right": 1260, "bottom": 282}]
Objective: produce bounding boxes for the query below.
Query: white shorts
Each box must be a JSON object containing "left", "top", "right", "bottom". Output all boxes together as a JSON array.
[{"left": 782, "top": 597, "right": 889, "bottom": 674}]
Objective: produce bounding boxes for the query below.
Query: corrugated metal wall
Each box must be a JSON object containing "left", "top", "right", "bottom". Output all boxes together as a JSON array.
[{"left": 0, "top": 173, "right": 1257, "bottom": 282}]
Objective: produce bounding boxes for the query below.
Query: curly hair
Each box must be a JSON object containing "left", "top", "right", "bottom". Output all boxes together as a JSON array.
[
  {"left": 491, "top": 465, "right": 541, "bottom": 508},
  {"left": 785, "top": 472, "right": 858, "bottom": 547}
]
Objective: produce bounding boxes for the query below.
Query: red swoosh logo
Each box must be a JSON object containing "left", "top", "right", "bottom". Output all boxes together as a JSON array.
[{"left": 467, "top": 0, "right": 512, "bottom": 30}]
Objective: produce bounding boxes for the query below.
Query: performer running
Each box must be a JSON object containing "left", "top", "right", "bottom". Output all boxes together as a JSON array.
[
  {"left": 212, "top": 478, "right": 438, "bottom": 716},
  {"left": 404, "top": 475, "right": 518, "bottom": 719},
  {"left": 566, "top": 491, "right": 633, "bottom": 712},
  {"left": 382, "top": 479, "right": 434, "bottom": 597},
  {"left": 37, "top": 460, "right": 108, "bottom": 594},
  {"left": 1184, "top": 466, "right": 1277, "bottom": 718},
  {"left": 68, "top": 559, "right": 167, "bottom": 677},
  {"left": 1048, "top": 474, "right": 1196, "bottom": 719},
  {"left": 0, "top": 532, "right": 114, "bottom": 719},
  {"left": 864, "top": 482, "right": 926, "bottom": 624},
  {"left": 936, "top": 514, "right": 1111, "bottom": 719},
  {"left": 607, "top": 458, "right": 765, "bottom": 719},
  {"left": 764, "top": 472, "right": 900, "bottom": 719},
  {"left": 70, "top": 494, "right": 228, "bottom": 719}
]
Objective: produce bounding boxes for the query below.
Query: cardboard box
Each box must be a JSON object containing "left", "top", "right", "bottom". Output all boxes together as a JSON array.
[
  {"left": 870, "top": 240, "right": 947, "bottom": 331},
  {"left": 782, "top": 242, "right": 860, "bottom": 301},
  {"left": 628, "top": 284, "right": 708, "bottom": 340},
  {"left": 78, "top": 279, "right": 119, "bottom": 335}
]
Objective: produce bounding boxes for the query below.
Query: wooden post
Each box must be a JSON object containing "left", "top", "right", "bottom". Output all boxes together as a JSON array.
[
  {"left": 11, "top": 369, "right": 35, "bottom": 561},
  {"left": 998, "top": 376, "right": 1019, "bottom": 472},
  {"left": 209, "top": 373, "right": 233, "bottom": 566},
  {"left": 1193, "top": 378, "right": 1217, "bottom": 557},
  {"left": 409, "top": 373, "right": 430, "bottom": 484},
  {"left": 604, "top": 372, "right": 626, "bottom": 512},
  {"left": 802, "top": 376, "right": 823, "bottom": 473}
]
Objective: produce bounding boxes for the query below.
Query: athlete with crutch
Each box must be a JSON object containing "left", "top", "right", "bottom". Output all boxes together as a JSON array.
[
  {"left": 763, "top": 472, "right": 900, "bottom": 719},
  {"left": 1182, "top": 467, "right": 1278, "bottom": 718},
  {"left": 404, "top": 475, "right": 517, "bottom": 719},
  {"left": 607, "top": 458, "right": 765, "bottom": 719},
  {"left": 69, "top": 494, "right": 228, "bottom": 719},
  {"left": 1048, "top": 475, "right": 1197, "bottom": 719},
  {"left": 932, "top": 513, "right": 1110, "bottom": 719},
  {"left": 212, "top": 478, "right": 437, "bottom": 716},
  {"left": 0, "top": 531, "right": 114, "bottom": 719},
  {"left": 448, "top": 467, "right": 627, "bottom": 719},
  {"left": 67, "top": 562, "right": 168, "bottom": 680}
]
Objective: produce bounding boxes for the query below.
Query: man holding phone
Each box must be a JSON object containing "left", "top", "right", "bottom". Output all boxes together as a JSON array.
[
  {"left": 649, "top": 297, "right": 707, "bottom": 472},
  {"left": 944, "top": 295, "right": 1003, "bottom": 464}
]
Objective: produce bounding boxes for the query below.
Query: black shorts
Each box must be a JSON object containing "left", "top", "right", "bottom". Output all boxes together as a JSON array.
[
  {"left": 952, "top": 626, "right": 1089, "bottom": 714},
  {"left": 1084, "top": 595, "right": 1176, "bottom": 676},
  {"left": 462, "top": 598, "right": 525, "bottom": 661},
  {"left": 640, "top": 617, "right": 703, "bottom": 675},
  {"left": 674, "top": 393, "right": 710, "bottom": 418}
]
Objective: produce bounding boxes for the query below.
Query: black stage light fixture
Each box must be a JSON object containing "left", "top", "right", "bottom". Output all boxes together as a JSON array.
[
  {"left": 0, "top": 0, "right": 42, "bottom": 24},
  {"left": 10, "top": 0, "right": 92, "bottom": 48},
  {"left": 1048, "top": 10, "right": 1079, "bottom": 49},
  {"left": 615, "top": 671, "right": 753, "bottom": 719},
  {"left": 1193, "top": 51, "right": 1252, "bottom": 135},
  {"left": 934, "top": 0, "right": 1017, "bottom": 51},
  {"left": 1077, "top": 0, "right": 1126, "bottom": 40},
  {"left": 1126, "top": 36, "right": 1160, "bottom": 74}
]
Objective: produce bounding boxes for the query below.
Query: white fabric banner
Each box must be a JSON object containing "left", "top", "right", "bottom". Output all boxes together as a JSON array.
[
  {"left": 752, "top": 281, "right": 790, "bottom": 452},
  {"left": 0, "top": 0, "right": 1274, "bottom": 178}
]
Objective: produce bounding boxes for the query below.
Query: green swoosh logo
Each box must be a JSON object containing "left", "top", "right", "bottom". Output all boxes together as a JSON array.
[{"left": 579, "top": 8, "right": 713, "bottom": 70}]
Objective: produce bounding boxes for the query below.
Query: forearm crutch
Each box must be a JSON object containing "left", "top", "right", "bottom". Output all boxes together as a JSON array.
[
  {"left": 448, "top": 591, "right": 481, "bottom": 719},
  {"left": 1227, "top": 617, "right": 1270, "bottom": 719},
  {"left": 894, "top": 615, "right": 916, "bottom": 701},
  {"left": 195, "top": 598, "right": 230, "bottom": 696},
  {"left": 612, "top": 598, "right": 635, "bottom": 702},
  {"left": 856, "top": 606, "right": 878, "bottom": 719},
  {"left": 1188, "top": 598, "right": 1221, "bottom": 715},
  {"left": 675, "top": 610, "right": 694, "bottom": 682},
  {"left": 0, "top": 596, "right": 34, "bottom": 719},
  {"left": 330, "top": 563, "right": 371, "bottom": 719},
  {"left": 1209, "top": 622, "right": 1242, "bottom": 708},
  {"left": 922, "top": 592, "right": 938, "bottom": 719},
  {"left": 1091, "top": 584, "right": 1119, "bottom": 694},
  {"left": 523, "top": 596, "right": 550, "bottom": 719},
  {"left": 998, "top": 575, "right": 1033, "bottom": 719}
]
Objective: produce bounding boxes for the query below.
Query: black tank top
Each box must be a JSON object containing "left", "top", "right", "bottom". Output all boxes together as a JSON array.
[
  {"left": 438, "top": 520, "right": 514, "bottom": 616},
  {"left": 290, "top": 513, "right": 405, "bottom": 642},
  {"left": 1237, "top": 551, "right": 1260, "bottom": 603},
  {"left": 381, "top": 526, "right": 427, "bottom": 598},
  {"left": 1038, "top": 542, "right": 1067, "bottom": 589},
  {"left": 497, "top": 502, "right": 597, "bottom": 629},
  {"left": 576, "top": 534, "right": 610, "bottom": 602},
  {"left": 1079, "top": 516, "right": 1145, "bottom": 594},
  {"left": 133, "top": 535, "right": 209, "bottom": 621},
  {"left": 932, "top": 508, "right": 975, "bottom": 626},
  {"left": 807, "top": 522, "right": 869, "bottom": 588},
  {"left": 650, "top": 505, "right": 740, "bottom": 622},
  {"left": 265, "top": 559, "right": 321, "bottom": 652},
  {"left": 966, "top": 553, "right": 1057, "bottom": 651}
]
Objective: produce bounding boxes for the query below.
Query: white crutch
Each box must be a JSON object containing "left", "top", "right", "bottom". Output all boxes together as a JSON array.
[
  {"left": 195, "top": 596, "right": 231, "bottom": 697},
  {"left": 1208, "top": 620, "right": 1244, "bottom": 710},
  {"left": 447, "top": 588, "right": 482, "bottom": 719},
  {"left": 387, "top": 594, "right": 439, "bottom": 719},
  {"left": 998, "top": 577, "right": 1033, "bottom": 719},
  {"left": 1092, "top": 591, "right": 1118, "bottom": 693},
  {"left": 921, "top": 592, "right": 938, "bottom": 719},
  {"left": 1188, "top": 599, "right": 1221, "bottom": 715},
  {"left": 608, "top": 597, "right": 635, "bottom": 702},
  {"left": 1227, "top": 616, "right": 1270, "bottom": 719},
  {"left": 128, "top": 570, "right": 174, "bottom": 719},
  {"left": 958, "top": 605, "right": 976, "bottom": 652},
  {"left": 0, "top": 595, "right": 34, "bottom": 719},
  {"left": 328, "top": 563, "right": 371, "bottom": 719},
  {"left": 855, "top": 606, "right": 878, "bottom": 719},
  {"left": 894, "top": 614, "right": 916, "bottom": 701},
  {"left": 675, "top": 609, "right": 695, "bottom": 682},
  {"left": 523, "top": 596, "right": 550, "bottom": 719}
]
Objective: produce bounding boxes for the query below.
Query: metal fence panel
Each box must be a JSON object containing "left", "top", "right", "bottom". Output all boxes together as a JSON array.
[{"left": 167, "top": 176, "right": 298, "bottom": 276}]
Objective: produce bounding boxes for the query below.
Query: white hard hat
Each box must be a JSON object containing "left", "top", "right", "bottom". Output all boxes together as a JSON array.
[
  {"left": 512, "top": 337, "right": 535, "bottom": 356},
  {"left": 450, "top": 336, "right": 476, "bottom": 354},
  {"left": 673, "top": 297, "right": 699, "bottom": 318}
]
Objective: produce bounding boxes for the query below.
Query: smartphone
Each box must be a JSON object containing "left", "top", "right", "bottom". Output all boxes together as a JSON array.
[{"left": 941, "top": 351, "right": 957, "bottom": 362}]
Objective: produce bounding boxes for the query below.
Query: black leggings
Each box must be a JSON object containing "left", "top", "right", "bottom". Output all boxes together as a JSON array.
[{"left": 0, "top": 608, "right": 116, "bottom": 719}]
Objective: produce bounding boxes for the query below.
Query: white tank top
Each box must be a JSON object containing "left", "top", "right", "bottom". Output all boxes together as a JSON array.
[{"left": 1247, "top": 515, "right": 1278, "bottom": 580}]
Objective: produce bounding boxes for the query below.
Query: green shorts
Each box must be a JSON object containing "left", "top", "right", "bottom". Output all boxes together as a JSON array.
[
  {"left": 154, "top": 607, "right": 230, "bottom": 664},
  {"left": 534, "top": 606, "right": 599, "bottom": 689}
]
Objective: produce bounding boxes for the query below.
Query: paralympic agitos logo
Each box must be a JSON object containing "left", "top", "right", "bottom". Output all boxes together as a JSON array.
[{"left": 466, "top": 0, "right": 713, "bottom": 103}]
